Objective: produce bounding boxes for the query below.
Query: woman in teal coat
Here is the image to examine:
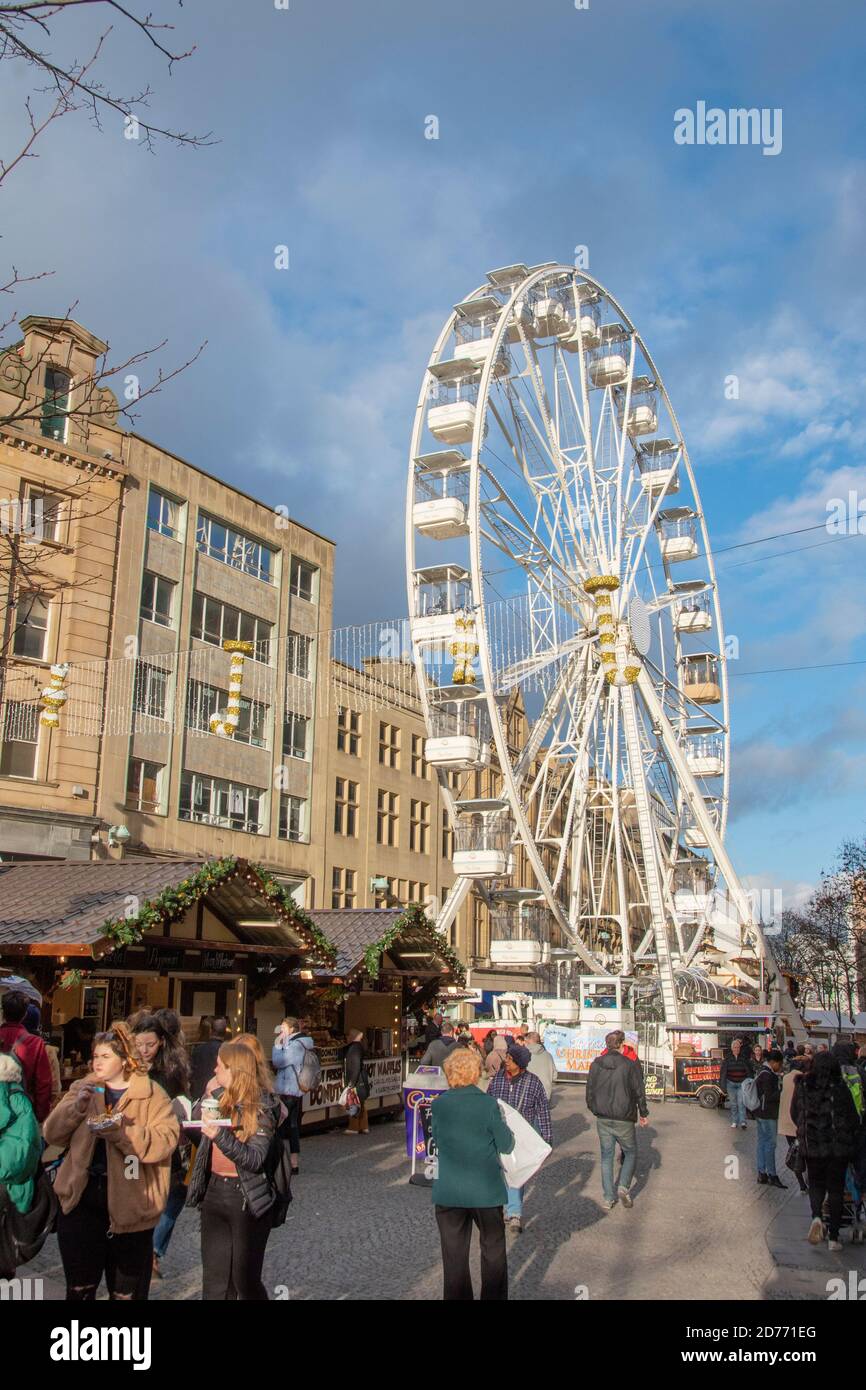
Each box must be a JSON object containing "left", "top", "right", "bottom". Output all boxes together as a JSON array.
[
  {"left": 430, "top": 1046, "right": 515, "bottom": 1300},
  {"left": 0, "top": 1052, "right": 42, "bottom": 1216}
]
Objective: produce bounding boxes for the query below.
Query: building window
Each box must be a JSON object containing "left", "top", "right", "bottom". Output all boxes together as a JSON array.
[
  {"left": 12, "top": 593, "right": 49, "bottom": 660},
  {"left": 411, "top": 733, "right": 429, "bottom": 779},
  {"left": 286, "top": 632, "right": 313, "bottom": 679},
  {"left": 147, "top": 488, "right": 181, "bottom": 540},
  {"left": 140, "top": 571, "right": 174, "bottom": 627},
  {"left": 409, "top": 799, "right": 430, "bottom": 854},
  {"left": 376, "top": 789, "right": 399, "bottom": 847},
  {"left": 196, "top": 513, "right": 275, "bottom": 584},
  {"left": 190, "top": 592, "right": 272, "bottom": 663},
  {"left": 290, "top": 558, "right": 317, "bottom": 602},
  {"left": 179, "top": 771, "right": 265, "bottom": 833},
  {"left": 441, "top": 809, "right": 453, "bottom": 859},
  {"left": 41, "top": 367, "right": 70, "bottom": 442},
  {"left": 331, "top": 867, "right": 357, "bottom": 909},
  {"left": 186, "top": 680, "right": 268, "bottom": 747},
  {"left": 279, "top": 794, "right": 308, "bottom": 843},
  {"left": 24, "top": 488, "right": 64, "bottom": 543},
  {"left": 0, "top": 701, "right": 39, "bottom": 778},
  {"left": 133, "top": 661, "right": 168, "bottom": 720},
  {"left": 283, "top": 711, "right": 309, "bottom": 760},
  {"left": 337, "top": 706, "right": 361, "bottom": 756},
  {"left": 378, "top": 721, "right": 400, "bottom": 769},
  {"left": 126, "top": 758, "right": 162, "bottom": 812},
  {"left": 334, "top": 778, "right": 359, "bottom": 837}
]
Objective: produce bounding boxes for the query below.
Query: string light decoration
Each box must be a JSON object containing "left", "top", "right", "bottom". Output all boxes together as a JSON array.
[
  {"left": 210, "top": 639, "right": 254, "bottom": 737},
  {"left": 40, "top": 662, "right": 70, "bottom": 728},
  {"left": 449, "top": 613, "right": 478, "bottom": 684}
]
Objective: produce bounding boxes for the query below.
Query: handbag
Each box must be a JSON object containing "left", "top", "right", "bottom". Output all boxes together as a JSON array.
[
  {"left": 338, "top": 1084, "right": 360, "bottom": 1116},
  {"left": 497, "top": 1098, "right": 552, "bottom": 1190},
  {"left": 0, "top": 1172, "right": 58, "bottom": 1279}
]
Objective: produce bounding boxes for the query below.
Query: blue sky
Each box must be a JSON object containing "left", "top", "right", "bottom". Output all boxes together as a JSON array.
[{"left": 2, "top": 0, "right": 865, "bottom": 902}]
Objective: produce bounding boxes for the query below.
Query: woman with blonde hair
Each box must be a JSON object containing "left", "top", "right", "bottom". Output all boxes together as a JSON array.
[
  {"left": 430, "top": 1046, "right": 515, "bottom": 1301},
  {"left": 43, "top": 1020, "right": 179, "bottom": 1300},
  {"left": 186, "top": 1039, "right": 280, "bottom": 1299}
]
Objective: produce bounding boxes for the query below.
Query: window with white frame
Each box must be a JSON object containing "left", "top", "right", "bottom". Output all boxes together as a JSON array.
[
  {"left": 0, "top": 701, "right": 39, "bottom": 778},
  {"left": 147, "top": 488, "right": 183, "bottom": 541},
  {"left": 133, "top": 661, "right": 169, "bottom": 720},
  {"left": 286, "top": 632, "right": 313, "bottom": 679},
  {"left": 289, "top": 557, "right": 317, "bottom": 602},
  {"left": 24, "top": 487, "right": 64, "bottom": 544},
  {"left": 279, "top": 794, "right": 308, "bottom": 843},
  {"left": 190, "top": 591, "right": 272, "bottom": 663},
  {"left": 12, "top": 593, "right": 49, "bottom": 660},
  {"left": 283, "top": 711, "right": 309, "bottom": 760},
  {"left": 179, "top": 770, "right": 265, "bottom": 833},
  {"left": 196, "top": 514, "right": 275, "bottom": 583},
  {"left": 140, "top": 571, "right": 175, "bottom": 627},
  {"left": 41, "top": 367, "right": 70, "bottom": 442},
  {"left": 126, "top": 758, "right": 162, "bottom": 812},
  {"left": 186, "top": 680, "right": 268, "bottom": 747}
]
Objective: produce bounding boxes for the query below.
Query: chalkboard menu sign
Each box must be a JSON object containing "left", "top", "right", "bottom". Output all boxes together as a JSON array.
[{"left": 674, "top": 1055, "right": 723, "bottom": 1093}]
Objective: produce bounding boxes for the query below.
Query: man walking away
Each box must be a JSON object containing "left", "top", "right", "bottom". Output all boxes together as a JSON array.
[
  {"left": 0, "top": 990, "right": 52, "bottom": 1123},
  {"left": 755, "top": 1048, "right": 787, "bottom": 1189},
  {"left": 420, "top": 1020, "right": 459, "bottom": 1069},
  {"left": 586, "top": 1030, "right": 648, "bottom": 1210},
  {"left": 190, "top": 1016, "right": 228, "bottom": 1102},
  {"left": 524, "top": 1032, "right": 557, "bottom": 1099},
  {"left": 719, "top": 1037, "right": 753, "bottom": 1130},
  {"left": 487, "top": 1043, "right": 552, "bottom": 1234}
]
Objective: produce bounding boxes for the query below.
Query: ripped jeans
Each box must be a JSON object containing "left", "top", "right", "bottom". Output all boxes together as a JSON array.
[{"left": 56, "top": 1173, "right": 155, "bottom": 1300}]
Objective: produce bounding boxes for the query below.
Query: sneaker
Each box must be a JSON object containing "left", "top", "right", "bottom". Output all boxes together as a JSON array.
[
  {"left": 807, "top": 1217, "right": 825, "bottom": 1245},
  {"left": 506, "top": 1216, "right": 523, "bottom": 1234},
  {"left": 740, "top": 1123, "right": 748, "bottom": 1130},
  {"left": 618, "top": 1188, "right": 633, "bottom": 1209},
  {"left": 828, "top": 1238, "right": 843, "bottom": 1252},
  {"left": 757, "top": 1173, "right": 768, "bottom": 1185},
  {"left": 603, "top": 1198, "right": 617, "bottom": 1210},
  {"left": 730, "top": 1121, "right": 738, "bottom": 1128}
]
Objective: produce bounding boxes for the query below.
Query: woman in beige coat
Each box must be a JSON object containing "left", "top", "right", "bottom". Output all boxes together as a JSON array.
[
  {"left": 44, "top": 1020, "right": 179, "bottom": 1301},
  {"left": 778, "top": 1058, "right": 809, "bottom": 1192}
]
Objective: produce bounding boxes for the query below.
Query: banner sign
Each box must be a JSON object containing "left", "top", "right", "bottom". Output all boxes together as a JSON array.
[
  {"left": 674, "top": 1055, "right": 723, "bottom": 1093},
  {"left": 543, "top": 1024, "right": 639, "bottom": 1077},
  {"left": 644, "top": 1072, "right": 665, "bottom": 1101},
  {"left": 301, "top": 1055, "right": 404, "bottom": 1120}
]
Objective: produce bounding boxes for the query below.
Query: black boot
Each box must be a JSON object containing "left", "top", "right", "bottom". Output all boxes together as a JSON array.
[
  {"left": 757, "top": 1173, "right": 768, "bottom": 1184},
  {"left": 767, "top": 1175, "right": 787, "bottom": 1189}
]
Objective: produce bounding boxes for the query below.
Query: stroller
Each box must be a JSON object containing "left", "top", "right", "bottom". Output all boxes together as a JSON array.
[{"left": 826, "top": 1163, "right": 865, "bottom": 1243}]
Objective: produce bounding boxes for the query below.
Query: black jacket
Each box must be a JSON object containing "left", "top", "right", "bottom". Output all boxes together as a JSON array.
[
  {"left": 186, "top": 1089, "right": 278, "bottom": 1218},
  {"left": 419, "top": 1035, "right": 459, "bottom": 1068},
  {"left": 719, "top": 1049, "right": 754, "bottom": 1089},
  {"left": 343, "top": 1041, "right": 371, "bottom": 1101},
  {"left": 586, "top": 1050, "right": 648, "bottom": 1123},
  {"left": 791, "top": 1074, "right": 860, "bottom": 1160},
  {"left": 754, "top": 1064, "right": 781, "bottom": 1120}
]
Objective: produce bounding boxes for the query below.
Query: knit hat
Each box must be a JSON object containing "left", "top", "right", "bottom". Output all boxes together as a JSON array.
[
  {"left": 22, "top": 1003, "right": 42, "bottom": 1034},
  {"left": 507, "top": 1042, "right": 531, "bottom": 1070}
]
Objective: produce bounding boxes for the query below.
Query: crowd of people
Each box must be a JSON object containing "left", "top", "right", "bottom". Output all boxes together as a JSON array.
[
  {"left": 0, "top": 990, "right": 362, "bottom": 1300},
  {"left": 721, "top": 1035, "right": 866, "bottom": 1251}
]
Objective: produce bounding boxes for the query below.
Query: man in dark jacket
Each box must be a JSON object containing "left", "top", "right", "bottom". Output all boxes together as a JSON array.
[
  {"left": 719, "top": 1037, "right": 753, "bottom": 1130},
  {"left": 189, "top": 1016, "right": 228, "bottom": 1101},
  {"left": 586, "top": 1030, "right": 648, "bottom": 1210},
  {"left": 420, "top": 1020, "right": 459, "bottom": 1069},
  {"left": 755, "top": 1049, "right": 787, "bottom": 1188},
  {"left": 0, "top": 990, "right": 52, "bottom": 1122}
]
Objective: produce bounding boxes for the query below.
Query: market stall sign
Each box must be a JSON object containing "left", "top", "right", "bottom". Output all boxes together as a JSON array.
[
  {"left": 144, "top": 946, "right": 184, "bottom": 971},
  {"left": 674, "top": 1055, "right": 723, "bottom": 1093},
  {"left": 543, "top": 1024, "right": 639, "bottom": 1077},
  {"left": 644, "top": 1073, "right": 665, "bottom": 1101},
  {"left": 200, "top": 950, "right": 237, "bottom": 972}
]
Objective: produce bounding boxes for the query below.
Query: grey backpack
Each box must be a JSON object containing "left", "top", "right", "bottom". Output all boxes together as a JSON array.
[{"left": 297, "top": 1040, "right": 321, "bottom": 1093}]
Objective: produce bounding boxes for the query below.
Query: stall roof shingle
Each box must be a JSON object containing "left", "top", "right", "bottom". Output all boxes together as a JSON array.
[
  {"left": 0, "top": 860, "right": 207, "bottom": 946},
  {"left": 306, "top": 909, "right": 403, "bottom": 976}
]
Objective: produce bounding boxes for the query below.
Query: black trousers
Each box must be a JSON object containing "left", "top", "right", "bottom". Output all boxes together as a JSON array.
[
  {"left": 435, "top": 1205, "right": 507, "bottom": 1301},
  {"left": 56, "top": 1174, "right": 154, "bottom": 1300},
  {"left": 200, "top": 1175, "right": 272, "bottom": 1300},
  {"left": 277, "top": 1095, "right": 303, "bottom": 1157},
  {"left": 806, "top": 1155, "right": 849, "bottom": 1239}
]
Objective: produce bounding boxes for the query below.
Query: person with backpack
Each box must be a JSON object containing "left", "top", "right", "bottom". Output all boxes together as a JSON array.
[
  {"left": 272, "top": 1016, "right": 318, "bottom": 1174},
  {"left": 586, "top": 1030, "right": 649, "bottom": 1210},
  {"left": 186, "top": 1040, "right": 280, "bottom": 1299},
  {"left": 751, "top": 1049, "right": 787, "bottom": 1189},
  {"left": 419, "top": 1019, "right": 459, "bottom": 1069},
  {"left": 792, "top": 1049, "right": 861, "bottom": 1250},
  {"left": 0, "top": 1051, "right": 44, "bottom": 1277},
  {"left": 342, "top": 1028, "right": 370, "bottom": 1135},
  {"left": 0, "top": 991, "right": 53, "bottom": 1124},
  {"left": 719, "top": 1037, "right": 753, "bottom": 1130}
]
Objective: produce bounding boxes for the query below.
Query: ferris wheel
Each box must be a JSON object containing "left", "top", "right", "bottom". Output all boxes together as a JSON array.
[{"left": 405, "top": 261, "right": 795, "bottom": 1029}]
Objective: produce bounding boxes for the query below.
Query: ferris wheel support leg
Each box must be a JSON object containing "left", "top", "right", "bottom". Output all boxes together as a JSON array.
[
  {"left": 619, "top": 683, "right": 684, "bottom": 1026},
  {"left": 635, "top": 669, "right": 806, "bottom": 1041},
  {"left": 434, "top": 875, "right": 472, "bottom": 945}
]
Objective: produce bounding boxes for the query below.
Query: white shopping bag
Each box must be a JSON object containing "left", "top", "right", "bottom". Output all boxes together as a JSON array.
[{"left": 497, "top": 1099, "right": 552, "bottom": 1189}]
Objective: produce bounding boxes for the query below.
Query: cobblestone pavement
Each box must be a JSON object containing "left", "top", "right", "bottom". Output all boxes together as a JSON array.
[{"left": 28, "top": 1086, "right": 794, "bottom": 1301}]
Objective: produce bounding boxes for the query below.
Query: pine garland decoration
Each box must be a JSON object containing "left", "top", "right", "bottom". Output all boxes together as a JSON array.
[{"left": 363, "top": 901, "right": 466, "bottom": 983}]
